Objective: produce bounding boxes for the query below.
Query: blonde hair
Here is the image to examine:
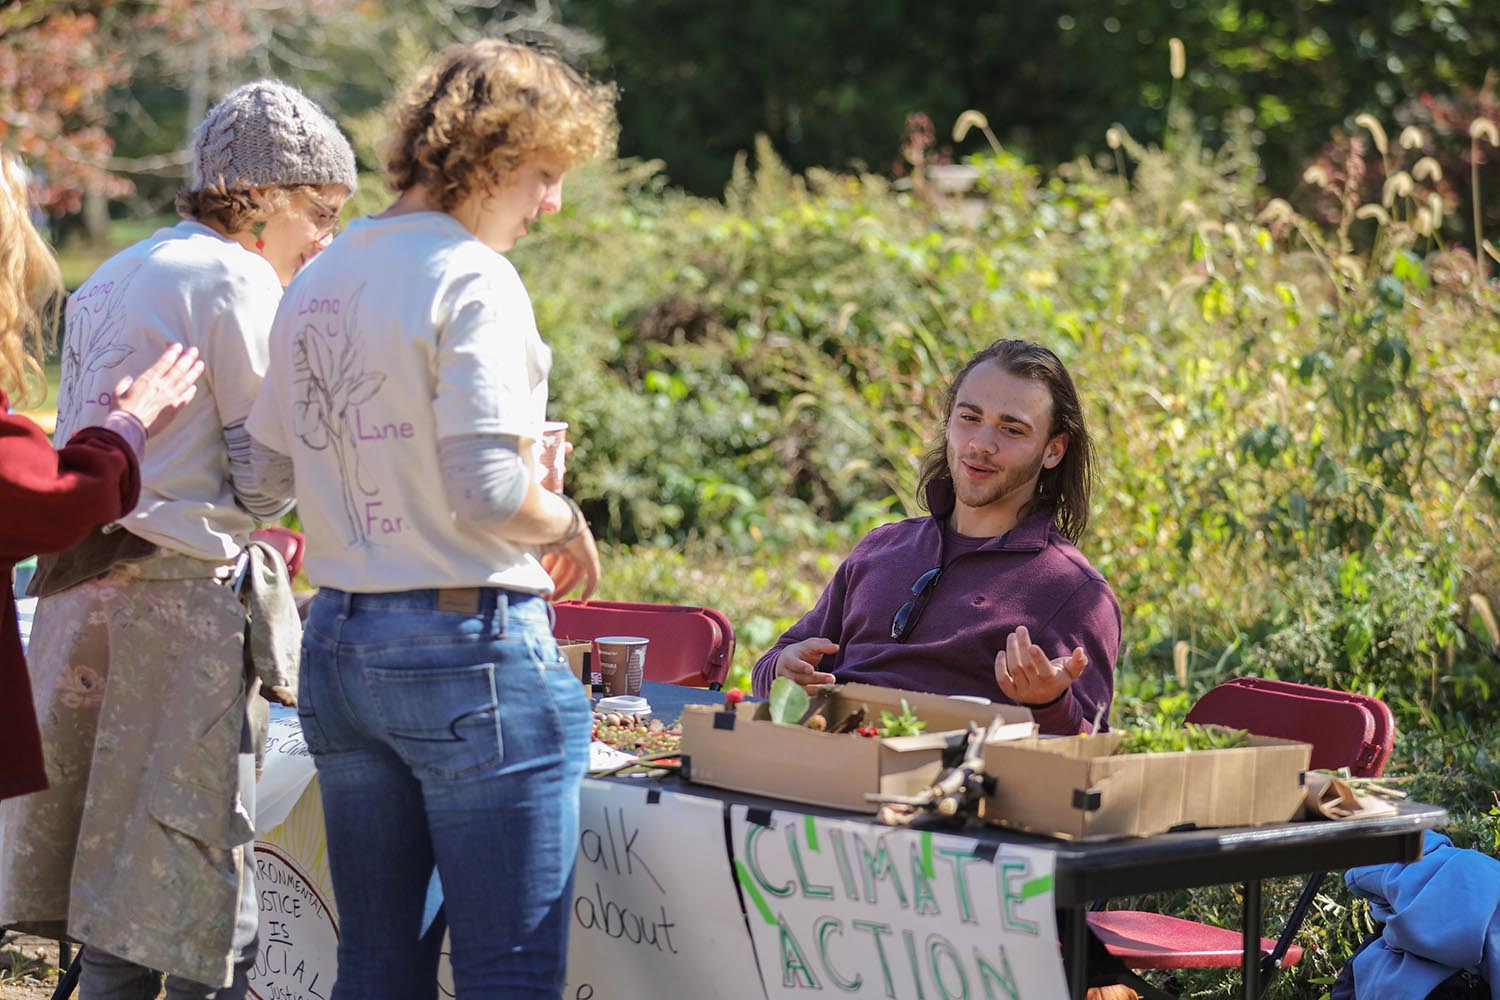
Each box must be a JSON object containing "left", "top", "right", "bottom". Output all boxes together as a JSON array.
[
  {"left": 0, "top": 152, "right": 62, "bottom": 407},
  {"left": 383, "top": 39, "right": 618, "bottom": 212}
]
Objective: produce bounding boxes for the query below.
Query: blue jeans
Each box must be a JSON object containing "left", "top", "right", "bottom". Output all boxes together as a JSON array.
[{"left": 299, "top": 588, "right": 590, "bottom": 1000}]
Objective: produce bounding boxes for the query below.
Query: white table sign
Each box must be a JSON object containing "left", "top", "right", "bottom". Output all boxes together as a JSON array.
[
  {"left": 728, "top": 807, "right": 1069, "bottom": 999},
  {"left": 252, "top": 716, "right": 338, "bottom": 1000},
  {"left": 564, "top": 779, "right": 764, "bottom": 1000},
  {"left": 257, "top": 707, "right": 318, "bottom": 831}
]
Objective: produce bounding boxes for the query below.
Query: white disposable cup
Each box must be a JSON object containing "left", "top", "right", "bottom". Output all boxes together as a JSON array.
[
  {"left": 596, "top": 695, "right": 651, "bottom": 720},
  {"left": 539, "top": 420, "right": 569, "bottom": 492}
]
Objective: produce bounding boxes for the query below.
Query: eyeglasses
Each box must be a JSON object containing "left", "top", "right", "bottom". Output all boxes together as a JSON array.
[
  {"left": 303, "top": 194, "right": 342, "bottom": 237},
  {"left": 890, "top": 566, "right": 942, "bottom": 642}
]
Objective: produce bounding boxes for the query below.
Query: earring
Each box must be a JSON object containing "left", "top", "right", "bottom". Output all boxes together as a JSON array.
[{"left": 255, "top": 238, "right": 265, "bottom": 251}]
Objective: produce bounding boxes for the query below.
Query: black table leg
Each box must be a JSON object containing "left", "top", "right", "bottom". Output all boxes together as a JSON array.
[
  {"left": 1242, "top": 880, "right": 1263, "bottom": 1000},
  {"left": 1064, "top": 906, "right": 1089, "bottom": 1000}
]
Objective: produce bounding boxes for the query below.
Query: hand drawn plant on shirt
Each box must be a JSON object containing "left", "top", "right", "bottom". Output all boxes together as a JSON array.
[
  {"left": 292, "top": 285, "right": 386, "bottom": 546},
  {"left": 56, "top": 263, "right": 141, "bottom": 439}
]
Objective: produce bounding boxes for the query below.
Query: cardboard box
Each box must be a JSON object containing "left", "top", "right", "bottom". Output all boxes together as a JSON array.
[
  {"left": 558, "top": 640, "right": 593, "bottom": 687},
  {"left": 981, "top": 732, "right": 1312, "bottom": 840},
  {"left": 680, "top": 682, "right": 1034, "bottom": 813}
]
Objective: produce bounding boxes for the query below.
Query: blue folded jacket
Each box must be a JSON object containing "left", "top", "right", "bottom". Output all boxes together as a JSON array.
[{"left": 1343, "top": 830, "right": 1500, "bottom": 999}]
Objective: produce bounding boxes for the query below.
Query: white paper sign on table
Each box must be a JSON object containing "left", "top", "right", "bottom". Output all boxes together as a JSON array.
[
  {"left": 257, "top": 706, "right": 319, "bottom": 831},
  {"left": 728, "top": 807, "right": 1069, "bottom": 999},
  {"left": 252, "top": 710, "right": 341, "bottom": 1000},
  {"left": 564, "top": 779, "right": 764, "bottom": 1000},
  {"left": 16, "top": 594, "right": 34, "bottom": 649}
]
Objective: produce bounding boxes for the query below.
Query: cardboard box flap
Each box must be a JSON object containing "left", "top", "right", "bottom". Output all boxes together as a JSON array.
[
  {"left": 681, "top": 685, "right": 1037, "bottom": 814},
  {"left": 833, "top": 682, "right": 1034, "bottom": 732},
  {"left": 880, "top": 732, "right": 963, "bottom": 753},
  {"left": 981, "top": 732, "right": 1312, "bottom": 839},
  {"left": 984, "top": 721, "right": 1040, "bottom": 744},
  {"left": 557, "top": 640, "right": 592, "bottom": 686},
  {"left": 680, "top": 704, "right": 885, "bottom": 810},
  {"left": 1012, "top": 732, "right": 1122, "bottom": 758}
]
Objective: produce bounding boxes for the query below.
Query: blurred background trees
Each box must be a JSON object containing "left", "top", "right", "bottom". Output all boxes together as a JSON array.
[
  {"left": 6, "top": 4, "right": 1500, "bottom": 995},
  {"left": 7, "top": 0, "right": 1499, "bottom": 239},
  {"left": 566, "top": 0, "right": 1500, "bottom": 198}
]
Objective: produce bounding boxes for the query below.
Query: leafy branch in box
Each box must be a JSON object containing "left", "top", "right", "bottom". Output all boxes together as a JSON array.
[
  {"left": 768, "top": 676, "right": 809, "bottom": 725},
  {"left": 1116, "top": 723, "right": 1249, "bottom": 754}
]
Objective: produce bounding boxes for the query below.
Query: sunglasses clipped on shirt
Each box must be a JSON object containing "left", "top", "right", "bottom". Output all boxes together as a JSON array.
[{"left": 890, "top": 566, "right": 943, "bottom": 642}]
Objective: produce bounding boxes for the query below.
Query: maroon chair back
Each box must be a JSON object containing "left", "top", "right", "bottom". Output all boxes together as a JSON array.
[
  {"left": 1184, "top": 677, "right": 1394, "bottom": 776},
  {"left": 551, "top": 600, "right": 735, "bottom": 689}
]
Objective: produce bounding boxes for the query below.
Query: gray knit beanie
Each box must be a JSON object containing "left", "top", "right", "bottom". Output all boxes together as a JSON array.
[{"left": 189, "top": 79, "right": 357, "bottom": 193}]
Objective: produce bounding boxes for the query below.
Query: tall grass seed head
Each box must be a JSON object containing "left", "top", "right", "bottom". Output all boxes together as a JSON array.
[
  {"left": 1381, "top": 171, "right": 1415, "bottom": 207},
  {"left": 1355, "top": 113, "right": 1389, "bottom": 157}
]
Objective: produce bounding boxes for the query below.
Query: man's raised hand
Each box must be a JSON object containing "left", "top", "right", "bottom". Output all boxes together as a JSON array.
[
  {"left": 994, "top": 625, "right": 1087, "bottom": 706},
  {"left": 775, "top": 637, "right": 840, "bottom": 691}
]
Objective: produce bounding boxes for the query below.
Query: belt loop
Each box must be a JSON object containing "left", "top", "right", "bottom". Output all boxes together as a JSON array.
[{"left": 493, "top": 588, "right": 509, "bottom": 638}]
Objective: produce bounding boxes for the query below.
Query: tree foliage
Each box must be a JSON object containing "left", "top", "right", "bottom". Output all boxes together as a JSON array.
[
  {"left": 563, "top": 0, "right": 1500, "bottom": 199},
  {"left": 0, "top": 6, "right": 129, "bottom": 212},
  {"left": 509, "top": 110, "right": 1500, "bottom": 717},
  {"left": 8, "top": 0, "right": 592, "bottom": 220}
]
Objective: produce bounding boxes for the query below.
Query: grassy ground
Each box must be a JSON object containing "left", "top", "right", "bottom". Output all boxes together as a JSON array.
[{"left": 0, "top": 934, "right": 61, "bottom": 1000}]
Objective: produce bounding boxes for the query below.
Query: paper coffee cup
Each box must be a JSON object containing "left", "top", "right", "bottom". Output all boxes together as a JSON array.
[
  {"left": 539, "top": 420, "right": 568, "bottom": 492},
  {"left": 595, "top": 635, "right": 648, "bottom": 697}
]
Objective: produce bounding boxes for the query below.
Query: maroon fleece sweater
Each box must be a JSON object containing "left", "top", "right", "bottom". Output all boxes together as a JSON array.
[
  {"left": 0, "top": 391, "right": 141, "bottom": 801},
  {"left": 753, "top": 478, "right": 1121, "bottom": 735}
]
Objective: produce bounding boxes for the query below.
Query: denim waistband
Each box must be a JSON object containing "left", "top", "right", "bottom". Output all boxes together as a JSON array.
[{"left": 317, "top": 586, "right": 547, "bottom": 617}]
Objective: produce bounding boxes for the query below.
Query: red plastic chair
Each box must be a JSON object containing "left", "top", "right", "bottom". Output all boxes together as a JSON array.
[
  {"left": 1088, "top": 678, "right": 1396, "bottom": 999},
  {"left": 1186, "top": 677, "right": 1393, "bottom": 778},
  {"left": 551, "top": 600, "right": 735, "bottom": 689}
]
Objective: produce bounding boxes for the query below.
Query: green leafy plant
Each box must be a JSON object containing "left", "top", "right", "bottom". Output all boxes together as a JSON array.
[
  {"left": 767, "top": 676, "right": 809, "bottom": 726},
  {"left": 877, "top": 699, "right": 927, "bottom": 737},
  {"left": 1116, "top": 723, "right": 1250, "bottom": 755}
]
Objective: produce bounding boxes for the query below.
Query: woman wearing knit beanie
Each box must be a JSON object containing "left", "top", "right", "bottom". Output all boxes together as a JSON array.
[
  {"left": 0, "top": 80, "right": 355, "bottom": 999},
  {"left": 248, "top": 40, "right": 615, "bottom": 998}
]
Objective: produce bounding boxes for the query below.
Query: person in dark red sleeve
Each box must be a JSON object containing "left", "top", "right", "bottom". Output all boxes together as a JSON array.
[
  {"left": 753, "top": 338, "right": 1122, "bottom": 735},
  {"left": 0, "top": 151, "right": 203, "bottom": 802}
]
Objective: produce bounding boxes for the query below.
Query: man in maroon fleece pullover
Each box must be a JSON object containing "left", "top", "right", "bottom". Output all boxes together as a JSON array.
[{"left": 753, "top": 339, "right": 1121, "bottom": 735}]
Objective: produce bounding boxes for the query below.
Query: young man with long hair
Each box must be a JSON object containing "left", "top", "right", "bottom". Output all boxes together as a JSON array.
[{"left": 753, "top": 338, "right": 1121, "bottom": 735}]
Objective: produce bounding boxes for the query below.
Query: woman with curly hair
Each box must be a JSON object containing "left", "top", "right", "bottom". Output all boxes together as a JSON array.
[
  {"left": 248, "top": 40, "right": 616, "bottom": 998},
  {"left": 0, "top": 151, "right": 202, "bottom": 804},
  {"left": 0, "top": 80, "right": 355, "bottom": 1000}
]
